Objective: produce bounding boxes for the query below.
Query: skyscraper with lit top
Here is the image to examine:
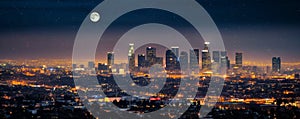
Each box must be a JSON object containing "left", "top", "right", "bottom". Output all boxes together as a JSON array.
[
  {"left": 166, "top": 50, "right": 177, "bottom": 71},
  {"left": 138, "top": 54, "right": 146, "bottom": 68},
  {"left": 202, "top": 42, "right": 211, "bottom": 70},
  {"left": 107, "top": 52, "right": 114, "bottom": 68},
  {"left": 128, "top": 43, "right": 135, "bottom": 72},
  {"left": 146, "top": 47, "right": 156, "bottom": 66}
]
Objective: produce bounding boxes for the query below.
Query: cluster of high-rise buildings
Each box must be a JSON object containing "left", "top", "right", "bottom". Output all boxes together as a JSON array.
[
  {"left": 94, "top": 42, "right": 282, "bottom": 75},
  {"left": 130, "top": 45, "right": 164, "bottom": 72},
  {"left": 100, "top": 42, "right": 230, "bottom": 74}
]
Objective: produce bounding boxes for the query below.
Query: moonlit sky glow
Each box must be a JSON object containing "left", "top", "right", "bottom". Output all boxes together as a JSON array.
[{"left": 0, "top": 0, "right": 300, "bottom": 64}]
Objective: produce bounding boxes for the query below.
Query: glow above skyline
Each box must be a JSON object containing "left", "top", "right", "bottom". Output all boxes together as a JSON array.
[{"left": 0, "top": 0, "right": 299, "bottom": 64}]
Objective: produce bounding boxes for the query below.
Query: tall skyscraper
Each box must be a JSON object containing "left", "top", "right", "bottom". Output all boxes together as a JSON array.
[
  {"left": 220, "top": 51, "right": 227, "bottom": 58},
  {"left": 212, "top": 51, "right": 220, "bottom": 63},
  {"left": 221, "top": 56, "right": 230, "bottom": 69},
  {"left": 171, "top": 46, "right": 179, "bottom": 58},
  {"left": 138, "top": 54, "right": 146, "bottom": 68},
  {"left": 202, "top": 42, "right": 211, "bottom": 70},
  {"left": 272, "top": 57, "right": 281, "bottom": 73},
  {"left": 226, "top": 57, "right": 231, "bottom": 69},
  {"left": 190, "top": 49, "right": 199, "bottom": 70},
  {"left": 128, "top": 43, "right": 135, "bottom": 72},
  {"left": 235, "top": 52, "right": 243, "bottom": 68},
  {"left": 179, "top": 51, "right": 188, "bottom": 70},
  {"left": 88, "top": 61, "right": 95, "bottom": 69},
  {"left": 220, "top": 51, "right": 229, "bottom": 69},
  {"left": 166, "top": 50, "right": 177, "bottom": 70},
  {"left": 146, "top": 47, "right": 156, "bottom": 66},
  {"left": 107, "top": 52, "right": 114, "bottom": 67},
  {"left": 171, "top": 46, "right": 180, "bottom": 69}
]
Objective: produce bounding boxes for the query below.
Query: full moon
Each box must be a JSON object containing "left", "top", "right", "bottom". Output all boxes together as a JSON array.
[{"left": 90, "top": 12, "right": 100, "bottom": 22}]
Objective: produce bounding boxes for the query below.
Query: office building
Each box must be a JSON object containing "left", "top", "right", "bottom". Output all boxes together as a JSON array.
[
  {"left": 190, "top": 49, "right": 199, "bottom": 70},
  {"left": 235, "top": 52, "right": 243, "bottom": 68},
  {"left": 138, "top": 54, "right": 146, "bottom": 68},
  {"left": 202, "top": 42, "right": 211, "bottom": 70},
  {"left": 213, "top": 51, "right": 220, "bottom": 63},
  {"left": 107, "top": 52, "right": 114, "bottom": 67},
  {"left": 88, "top": 61, "right": 95, "bottom": 69},
  {"left": 171, "top": 46, "right": 179, "bottom": 58},
  {"left": 98, "top": 63, "right": 108, "bottom": 71},
  {"left": 221, "top": 56, "right": 230, "bottom": 69},
  {"left": 272, "top": 57, "right": 281, "bottom": 73},
  {"left": 146, "top": 47, "right": 156, "bottom": 66},
  {"left": 128, "top": 43, "right": 135, "bottom": 72},
  {"left": 179, "top": 51, "right": 188, "bottom": 70},
  {"left": 166, "top": 50, "right": 178, "bottom": 70}
]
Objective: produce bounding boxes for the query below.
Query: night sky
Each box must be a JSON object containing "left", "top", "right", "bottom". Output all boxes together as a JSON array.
[{"left": 0, "top": 0, "right": 300, "bottom": 64}]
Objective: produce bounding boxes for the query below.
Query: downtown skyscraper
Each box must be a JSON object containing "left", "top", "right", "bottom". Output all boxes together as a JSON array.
[
  {"left": 213, "top": 51, "right": 230, "bottom": 70},
  {"left": 135, "top": 46, "right": 163, "bottom": 69},
  {"left": 146, "top": 47, "right": 156, "bottom": 66},
  {"left": 235, "top": 52, "right": 243, "bottom": 68},
  {"left": 272, "top": 57, "right": 281, "bottom": 73},
  {"left": 190, "top": 49, "right": 200, "bottom": 70},
  {"left": 107, "top": 52, "right": 114, "bottom": 68},
  {"left": 213, "top": 51, "right": 220, "bottom": 63},
  {"left": 171, "top": 46, "right": 179, "bottom": 58},
  {"left": 179, "top": 51, "right": 188, "bottom": 70},
  {"left": 171, "top": 46, "right": 180, "bottom": 69},
  {"left": 128, "top": 43, "right": 135, "bottom": 72},
  {"left": 202, "top": 42, "right": 211, "bottom": 70},
  {"left": 166, "top": 50, "right": 178, "bottom": 71},
  {"left": 138, "top": 54, "right": 146, "bottom": 68}
]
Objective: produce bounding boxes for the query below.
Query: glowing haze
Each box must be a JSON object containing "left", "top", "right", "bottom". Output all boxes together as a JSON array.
[{"left": 0, "top": 0, "right": 300, "bottom": 65}]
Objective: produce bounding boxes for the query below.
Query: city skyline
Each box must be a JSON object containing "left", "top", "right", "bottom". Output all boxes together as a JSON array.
[
  {"left": 92, "top": 43, "right": 285, "bottom": 70},
  {"left": 0, "top": 40, "right": 297, "bottom": 66},
  {"left": 1, "top": 1, "right": 300, "bottom": 118},
  {"left": 94, "top": 43, "right": 286, "bottom": 67}
]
